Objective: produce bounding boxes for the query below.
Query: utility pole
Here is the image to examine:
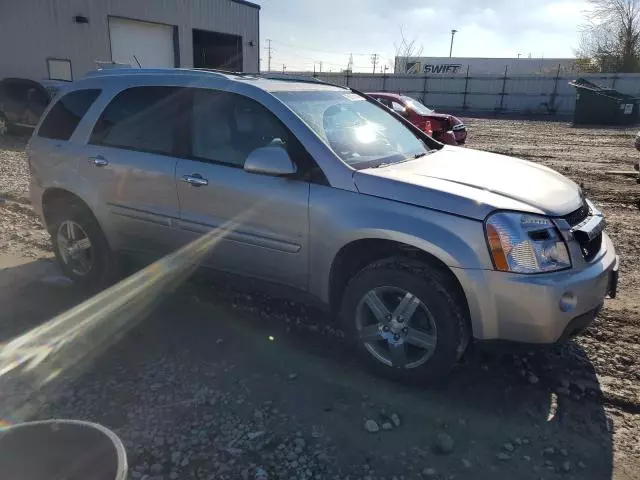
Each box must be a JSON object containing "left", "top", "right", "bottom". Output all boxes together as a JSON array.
[
  {"left": 371, "top": 53, "right": 379, "bottom": 74},
  {"left": 319, "top": 61, "right": 323, "bottom": 73},
  {"left": 282, "top": 64, "right": 286, "bottom": 73},
  {"left": 449, "top": 29, "right": 458, "bottom": 58},
  {"left": 265, "top": 39, "right": 273, "bottom": 72},
  {"left": 517, "top": 53, "right": 522, "bottom": 59}
]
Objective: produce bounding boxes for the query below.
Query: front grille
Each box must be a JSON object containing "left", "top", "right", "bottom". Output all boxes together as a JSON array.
[
  {"left": 563, "top": 200, "right": 590, "bottom": 227},
  {"left": 581, "top": 233, "right": 602, "bottom": 262},
  {"left": 562, "top": 199, "right": 603, "bottom": 261}
]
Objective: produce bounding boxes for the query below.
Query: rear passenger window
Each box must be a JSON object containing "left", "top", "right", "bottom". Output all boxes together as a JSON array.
[
  {"left": 90, "top": 86, "right": 188, "bottom": 156},
  {"left": 38, "top": 89, "right": 100, "bottom": 140}
]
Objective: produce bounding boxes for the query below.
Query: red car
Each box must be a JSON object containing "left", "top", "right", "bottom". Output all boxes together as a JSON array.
[{"left": 366, "top": 92, "right": 467, "bottom": 146}]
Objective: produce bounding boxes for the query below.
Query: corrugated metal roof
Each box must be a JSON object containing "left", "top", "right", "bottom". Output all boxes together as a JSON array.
[{"left": 230, "top": 0, "right": 260, "bottom": 9}]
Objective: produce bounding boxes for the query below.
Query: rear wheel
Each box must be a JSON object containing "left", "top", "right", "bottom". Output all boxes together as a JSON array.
[
  {"left": 340, "top": 258, "right": 469, "bottom": 383},
  {"left": 48, "top": 201, "right": 118, "bottom": 289}
]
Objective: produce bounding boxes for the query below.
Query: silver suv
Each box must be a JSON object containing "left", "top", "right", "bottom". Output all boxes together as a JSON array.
[{"left": 28, "top": 69, "right": 619, "bottom": 381}]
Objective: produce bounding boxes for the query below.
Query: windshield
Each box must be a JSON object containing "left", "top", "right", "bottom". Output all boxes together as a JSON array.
[
  {"left": 273, "top": 90, "right": 430, "bottom": 168},
  {"left": 401, "top": 96, "right": 434, "bottom": 115}
]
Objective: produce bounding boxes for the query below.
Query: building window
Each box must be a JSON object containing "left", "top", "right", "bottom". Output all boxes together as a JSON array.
[{"left": 47, "top": 58, "right": 73, "bottom": 81}]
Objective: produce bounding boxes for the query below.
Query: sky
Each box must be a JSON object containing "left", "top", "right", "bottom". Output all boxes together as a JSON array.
[{"left": 252, "top": 0, "right": 591, "bottom": 72}]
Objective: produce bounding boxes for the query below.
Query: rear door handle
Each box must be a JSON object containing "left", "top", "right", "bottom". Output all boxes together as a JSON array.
[
  {"left": 88, "top": 155, "right": 108, "bottom": 167},
  {"left": 181, "top": 174, "right": 208, "bottom": 187}
]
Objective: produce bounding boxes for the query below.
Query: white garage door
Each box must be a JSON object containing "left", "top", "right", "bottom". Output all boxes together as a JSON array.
[{"left": 109, "top": 17, "right": 175, "bottom": 68}]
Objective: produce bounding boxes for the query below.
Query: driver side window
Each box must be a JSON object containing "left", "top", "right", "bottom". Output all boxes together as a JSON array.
[{"left": 190, "top": 89, "right": 290, "bottom": 167}]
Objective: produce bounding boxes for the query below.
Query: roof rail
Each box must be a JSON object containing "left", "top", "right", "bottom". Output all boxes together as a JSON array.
[
  {"left": 193, "top": 67, "right": 257, "bottom": 77},
  {"left": 259, "top": 73, "right": 347, "bottom": 89},
  {"left": 82, "top": 68, "right": 348, "bottom": 89},
  {"left": 84, "top": 68, "right": 231, "bottom": 80}
]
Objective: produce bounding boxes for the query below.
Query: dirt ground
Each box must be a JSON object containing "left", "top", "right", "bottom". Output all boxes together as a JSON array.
[
  {"left": 0, "top": 120, "right": 638, "bottom": 480},
  {"left": 468, "top": 118, "right": 640, "bottom": 406}
]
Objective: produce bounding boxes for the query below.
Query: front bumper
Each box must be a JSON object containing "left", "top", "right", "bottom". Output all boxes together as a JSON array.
[
  {"left": 435, "top": 131, "right": 458, "bottom": 146},
  {"left": 457, "top": 232, "right": 618, "bottom": 344},
  {"left": 453, "top": 128, "right": 467, "bottom": 145}
]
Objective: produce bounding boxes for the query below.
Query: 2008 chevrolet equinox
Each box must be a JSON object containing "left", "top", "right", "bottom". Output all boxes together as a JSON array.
[{"left": 28, "top": 69, "right": 619, "bottom": 381}]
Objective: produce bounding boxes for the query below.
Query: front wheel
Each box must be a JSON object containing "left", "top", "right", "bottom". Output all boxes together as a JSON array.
[{"left": 340, "top": 258, "right": 469, "bottom": 383}]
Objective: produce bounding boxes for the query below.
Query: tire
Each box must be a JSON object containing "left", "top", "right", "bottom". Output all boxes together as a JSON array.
[
  {"left": 48, "top": 200, "right": 119, "bottom": 289},
  {"left": 340, "top": 257, "right": 469, "bottom": 383}
]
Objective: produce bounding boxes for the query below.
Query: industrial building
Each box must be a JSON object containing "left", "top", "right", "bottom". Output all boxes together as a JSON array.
[
  {"left": 395, "top": 57, "right": 577, "bottom": 76},
  {"left": 0, "top": 0, "right": 260, "bottom": 82}
]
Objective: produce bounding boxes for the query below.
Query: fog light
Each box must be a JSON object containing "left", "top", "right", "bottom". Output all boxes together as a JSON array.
[{"left": 559, "top": 292, "right": 577, "bottom": 312}]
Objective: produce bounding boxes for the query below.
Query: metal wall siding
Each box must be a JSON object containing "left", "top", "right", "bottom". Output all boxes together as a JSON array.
[
  {"left": 0, "top": 0, "right": 259, "bottom": 80},
  {"left": 280, "top": 71, "right": 640, "bottom": 116}
]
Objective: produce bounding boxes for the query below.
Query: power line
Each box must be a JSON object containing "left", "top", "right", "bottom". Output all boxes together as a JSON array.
[
  {"left": 270, "top": 49, "right": 350, "bottom": 68},
  {"left": 270, "top": 39, "right": 373, "bottom": 56},
  {"left": 267, "top": 45, "right": 384, "bottom": 72},
  {"left": 265, "top": 40, "right": 393, "bottom": 71}
]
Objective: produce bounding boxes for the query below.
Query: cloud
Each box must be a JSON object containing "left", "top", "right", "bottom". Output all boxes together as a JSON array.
[{"left": 253, "top": 0, "right": 588, "bottom": 70}]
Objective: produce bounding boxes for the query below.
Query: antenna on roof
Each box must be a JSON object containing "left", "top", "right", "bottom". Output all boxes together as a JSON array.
[{"left": 132, "top": 55, "right": 142, "bottom": 68}]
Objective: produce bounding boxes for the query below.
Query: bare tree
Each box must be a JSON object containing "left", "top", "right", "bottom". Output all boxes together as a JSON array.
[
  {"left": 393, "top": 27, "right": 424, "bottom": 72},
  {"left": 578, "top": 0, "right": 640, "bottom": 72}
]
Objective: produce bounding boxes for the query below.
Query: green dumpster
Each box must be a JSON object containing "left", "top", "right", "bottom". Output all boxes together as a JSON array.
[{"left": 569, "top": 78, "right": 640, "bottom": 126}]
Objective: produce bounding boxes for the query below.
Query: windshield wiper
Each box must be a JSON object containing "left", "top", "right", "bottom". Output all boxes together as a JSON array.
[
  {"left": 372, "top": 162, "right": 395, "bottom": 168},
  {"left": 371, "top": 151, "right": 433, "bottom": 168}
]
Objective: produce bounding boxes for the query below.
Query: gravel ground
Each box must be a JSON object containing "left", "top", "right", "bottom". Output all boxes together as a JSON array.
[
  {"left": 0, "top": 133, "right": 51, "bottom": 258},
  {"left": 0, "top": 121, "right": 639, "bottom": 480}
]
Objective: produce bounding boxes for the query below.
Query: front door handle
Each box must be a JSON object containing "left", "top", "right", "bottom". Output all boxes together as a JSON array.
[
  {"left": 88, "top": 155, "right": 108, "bottom": 167},
  {"left": 181, "top": 174, "right": 208, "bottom": 187}
]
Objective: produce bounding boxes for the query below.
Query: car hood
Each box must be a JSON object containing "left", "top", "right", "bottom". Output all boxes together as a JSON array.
[
  {"left": 421, "top": 112, "right": 463, "bottom": 130},
  {"left": 354, "top": 146, "right": 582, "bottom": 220},
  {"left": 424, "top": 112, "right": 450, "bottom": 121}
]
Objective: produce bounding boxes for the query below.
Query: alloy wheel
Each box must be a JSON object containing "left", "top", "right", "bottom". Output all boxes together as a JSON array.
[
  {"left": 355, "top": 286, "right": 437, "bottom": 369},
  {"left": 57, "top": 220, "right": 93, "bottom": 276}
]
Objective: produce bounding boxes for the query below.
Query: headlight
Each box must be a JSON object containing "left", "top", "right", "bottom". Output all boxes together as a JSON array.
[{"left": 485, "top": 212, "right": 571, "bottom": 273}]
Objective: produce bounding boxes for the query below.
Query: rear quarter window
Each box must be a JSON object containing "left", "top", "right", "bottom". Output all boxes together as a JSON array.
[{"left": 38, "top": 89, "right": 101, "bottom": 141}]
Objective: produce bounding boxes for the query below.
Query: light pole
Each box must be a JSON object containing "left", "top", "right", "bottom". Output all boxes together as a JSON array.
[{"left": 449, "top": 29, "right": 458, "bottom": 58}]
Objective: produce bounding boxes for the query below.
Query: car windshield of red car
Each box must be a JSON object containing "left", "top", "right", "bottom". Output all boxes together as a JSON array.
[{"left": 401, "top": 96, "right": 434, "bottom": 116}]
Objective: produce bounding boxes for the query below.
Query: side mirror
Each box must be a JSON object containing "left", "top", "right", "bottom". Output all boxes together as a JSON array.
[{"left": 244, "top": 146, "right": 297, "bottom": 176}]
